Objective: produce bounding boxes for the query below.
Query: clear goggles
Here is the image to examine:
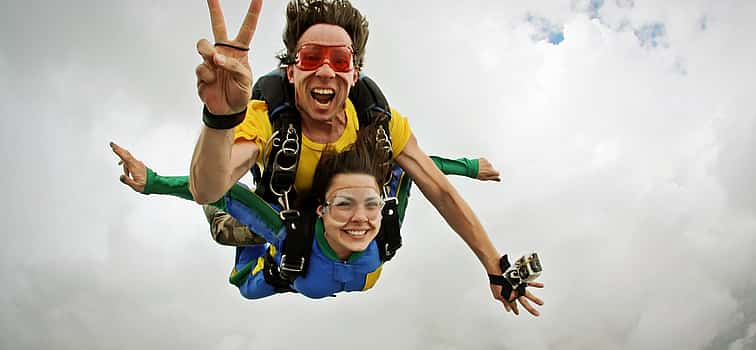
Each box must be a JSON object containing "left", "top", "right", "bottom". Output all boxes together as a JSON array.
[{"left": 323, "top": 188, "right": 384, "bottom": 222}]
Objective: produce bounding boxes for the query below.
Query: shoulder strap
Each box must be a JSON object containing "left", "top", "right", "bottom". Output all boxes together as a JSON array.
[
  {"left": 349, "top": 74, "right": 392, "bottom": 125},
  {"left": 251, "top": 70, "right": 301, "bottom": 206}
]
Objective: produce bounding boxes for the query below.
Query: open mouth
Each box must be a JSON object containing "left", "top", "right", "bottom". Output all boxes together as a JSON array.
[{"left": 310, "top": 88, "right": 335, "bottom": 106}]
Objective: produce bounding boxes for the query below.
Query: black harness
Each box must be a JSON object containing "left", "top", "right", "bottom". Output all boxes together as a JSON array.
[{"left": 250, "top": 70, "right": 403, "bottom": 290}]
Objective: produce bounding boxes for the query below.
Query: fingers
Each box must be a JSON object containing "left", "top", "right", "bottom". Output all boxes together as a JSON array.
[
  {"left": 500, "top": 299, "right": 512, "bottom": 313},
  {"left": 510, "top": 299, "right": 520, "bottom": 315},
  {"left": 490, "top": 170, "right": 501, "bottom": 182},
  {"left": 207, "top": 0, "right": 228, "bottom": 41},
  {"left": 197, "top": 39, "right": 216, "bottom": 64},
  {"left": 110, "top": 142, "right": 133, "bottom": 165},
  {"left": 478, "top": 157, "right": 502, "bottom": 182},
  {"left": 518, "top": 296, "right": 539, "bottom": 316},
  {"left": 120, "top": 174, "right": 140, "bottom": 192},
  {"left": 235, "top": 0, "right": 262, "bottom": 44},
  {"left": 487, "top": 172, "right": 502, "bottom": 182},
  {"left": 524, "top": 290, "right": 544, "bottom": 306},
  {"left": 214, "top": 53, "right": 251, "bottom": 88},
  {"left": 111, "top": 142, "right": 147, "bottom": 193},
  {"left": 196, "top": 38, "right": 249, "bottom": 86},
  {"left": 528, "top": 281, "right": 545, "bottom": 289},
  {"left": 196, "top": 63, "right": 216, "bottom": 84},
  {"left": 492, "top": 281, "right": 545, "bottom": 316},
  {"left": 111, "top": 141, "right": 134, "bottom": 180}
]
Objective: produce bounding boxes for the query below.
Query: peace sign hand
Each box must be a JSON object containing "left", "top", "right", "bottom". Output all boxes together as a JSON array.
[{"left": 196, "top": 0, "right": 263, "bottom": 115}]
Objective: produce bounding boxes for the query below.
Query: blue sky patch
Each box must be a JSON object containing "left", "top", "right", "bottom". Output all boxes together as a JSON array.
[
  {"left": 527, "top": 15, "right": 565, "bottom": 45},
  {"left": 588, "top": 0, "right": 605, "bottom": 18},
  {"left": 635, "top": 22, "right": 667, "bottom": 48}
]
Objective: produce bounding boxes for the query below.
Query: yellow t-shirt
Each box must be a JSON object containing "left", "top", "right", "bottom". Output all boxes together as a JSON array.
[{"left": 235, "top": 99, "right": 412, "bottom": 196}]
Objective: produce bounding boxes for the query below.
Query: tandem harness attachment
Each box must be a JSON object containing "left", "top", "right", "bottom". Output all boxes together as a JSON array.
[
  {"left": 488, "top": 253, "right": 543, "bottom": 302},
  {"left": 250, "top": 69, "right": 403, "bottom": 290}
]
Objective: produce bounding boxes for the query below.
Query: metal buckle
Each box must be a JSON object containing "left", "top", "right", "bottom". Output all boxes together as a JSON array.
[
  {"left": 279, "top": 208, "right": 300, "bottom": 222},
  {"left": 280, "top": 254, "right": 305, "bottom": 273},
  {"left": 375, "top": 125, "right": 393, "bottom": 159},
  {"left": 269, "top": 124, "right": 300, "bottom": 197},
  {"left": 384, "top": 243, "right": 393, "bottom": 257},
  {"left": 376, "top": 125, "right": 391, "bottom": 145},
  {"left": 273, "top": 147, "right": 298, "bottom": 170}
]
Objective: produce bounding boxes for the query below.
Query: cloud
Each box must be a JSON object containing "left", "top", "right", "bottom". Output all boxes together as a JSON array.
[{"left": 1, "top": 0, "right": 755, "bottom": 349}]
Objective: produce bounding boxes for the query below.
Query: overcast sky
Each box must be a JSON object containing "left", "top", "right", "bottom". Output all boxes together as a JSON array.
[{"left": 2, "top": 0, "right": 755, "bottom": 349}]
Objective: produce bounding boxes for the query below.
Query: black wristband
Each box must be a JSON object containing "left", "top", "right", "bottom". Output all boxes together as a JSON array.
[{"left": 202, "top": 106, "right": 246, "bottom": 130}]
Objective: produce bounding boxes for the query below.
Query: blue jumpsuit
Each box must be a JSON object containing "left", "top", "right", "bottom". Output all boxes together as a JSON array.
[{"left": 142, "top": 157, "right": 478, "bottom": 299}]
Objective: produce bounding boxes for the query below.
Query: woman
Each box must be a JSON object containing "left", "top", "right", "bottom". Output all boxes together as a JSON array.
[{"left": 111, "top": 127, "right": 499, "bottom": 299}]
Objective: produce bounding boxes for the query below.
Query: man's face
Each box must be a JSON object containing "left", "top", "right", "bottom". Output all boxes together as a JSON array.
[{"left": 287, "top": 24, "right": 359, "bottom": 123}]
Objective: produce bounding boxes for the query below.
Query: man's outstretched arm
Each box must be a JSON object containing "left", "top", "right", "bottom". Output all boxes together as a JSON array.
[{"left": 395, "top": 134, "right": 543, "bottom": 316}]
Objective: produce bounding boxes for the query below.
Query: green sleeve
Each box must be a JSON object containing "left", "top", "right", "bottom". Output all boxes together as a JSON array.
[
  {"left": 143, "top": 168, "right": 225, "bottom": 209},
  {"left": 429, "top": 156, "right": 479, "bottom": 179}
]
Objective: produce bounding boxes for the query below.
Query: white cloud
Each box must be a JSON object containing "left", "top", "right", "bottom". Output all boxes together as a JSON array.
[
  {"left": 728, "top": 322, "right": 756, "bottom": 350},
  {"left": 1, "top": 0, "right": 755, "bottom": 349}
]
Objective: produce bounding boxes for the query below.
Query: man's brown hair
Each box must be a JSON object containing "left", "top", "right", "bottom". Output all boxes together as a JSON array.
[{"left": 279, "top": 0, "right": 369, "bottom": 68}]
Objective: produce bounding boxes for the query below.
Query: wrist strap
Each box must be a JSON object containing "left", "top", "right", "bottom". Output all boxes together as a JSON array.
[
  {"left": 202, "top": 106, "right": 246, "bottom": 129},
  {"left": 488, "top": 254, "right": 527, "bottom": 302}
]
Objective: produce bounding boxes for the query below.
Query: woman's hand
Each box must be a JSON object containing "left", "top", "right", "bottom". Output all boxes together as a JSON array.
[
  {"left": 110, "top": 142, "right": 147, "bottom": 193},
  {"left": 476, "top": 157, "right": 501, "bottom": 182}
]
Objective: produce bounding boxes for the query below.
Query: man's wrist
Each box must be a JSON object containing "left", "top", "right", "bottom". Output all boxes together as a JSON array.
[
  {"left": 483, "top": 251, "right": 504, "bottom": 274},
  {"left": 202, "top": 105, "right": 246, "bottom": 129}
]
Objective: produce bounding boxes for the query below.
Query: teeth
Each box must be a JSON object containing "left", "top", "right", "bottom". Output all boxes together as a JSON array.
[
  {"left": 312, "top": 88, "right": 335, "bottom": 95},
  {"left": 345, "top": 230, "right": 367, "bottom": 237}
]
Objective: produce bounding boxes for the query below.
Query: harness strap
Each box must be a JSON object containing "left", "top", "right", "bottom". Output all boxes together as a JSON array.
[
  {"left": 249, "top": 70, "right": 402, "bottom": 293},
  {"left": 263, "top": 248, "right": 297, "bottom": 293},
  {"left": 278, "top": 208, "right": 315, "bottom": 281},
  {"left": 376, "top": 197, "right": 401, "bottom": 261},
  {"left": 252, "top": 70, "right": 302, "bottom": 205},
  {"left": 350, "top": 75, "right": 392, "bottom": 122}
]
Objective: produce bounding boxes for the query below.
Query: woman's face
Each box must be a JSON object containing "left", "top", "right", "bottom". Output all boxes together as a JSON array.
[{"left": 317, "top": 173, "right": 383, "bottom": 260}]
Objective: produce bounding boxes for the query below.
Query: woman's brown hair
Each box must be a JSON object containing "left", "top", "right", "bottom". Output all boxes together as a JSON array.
[{"left": 303, "top": 116, "right": 392, "bottom": 209}]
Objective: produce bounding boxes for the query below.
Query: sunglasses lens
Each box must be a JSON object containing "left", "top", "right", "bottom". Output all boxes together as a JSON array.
[
  {"left": 296, "top": 45, "right": 353, "bottom": 72},
  {"left": 328, "top": 47, "right": 352, "bottom": 72},
  {"left": 297, "top": 46, "right": 324, "bottom": 70}
]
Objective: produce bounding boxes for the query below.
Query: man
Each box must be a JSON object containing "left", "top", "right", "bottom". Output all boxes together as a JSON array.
[{"left": 189, "top": 0, "right": 543, "bottom": 315}]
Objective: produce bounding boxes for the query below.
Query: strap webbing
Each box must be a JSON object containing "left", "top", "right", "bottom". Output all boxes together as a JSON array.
[
  {"left": 278, "top": 209, "right": 316, "bottom": 281},
  {"left": 248, "top": 70, "right": 404, "bottom": 294}
]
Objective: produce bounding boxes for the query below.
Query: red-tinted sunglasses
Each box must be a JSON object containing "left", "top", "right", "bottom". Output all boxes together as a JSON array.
[{"left": 295, "top": 44, "right": 354, "bottom": 72}]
